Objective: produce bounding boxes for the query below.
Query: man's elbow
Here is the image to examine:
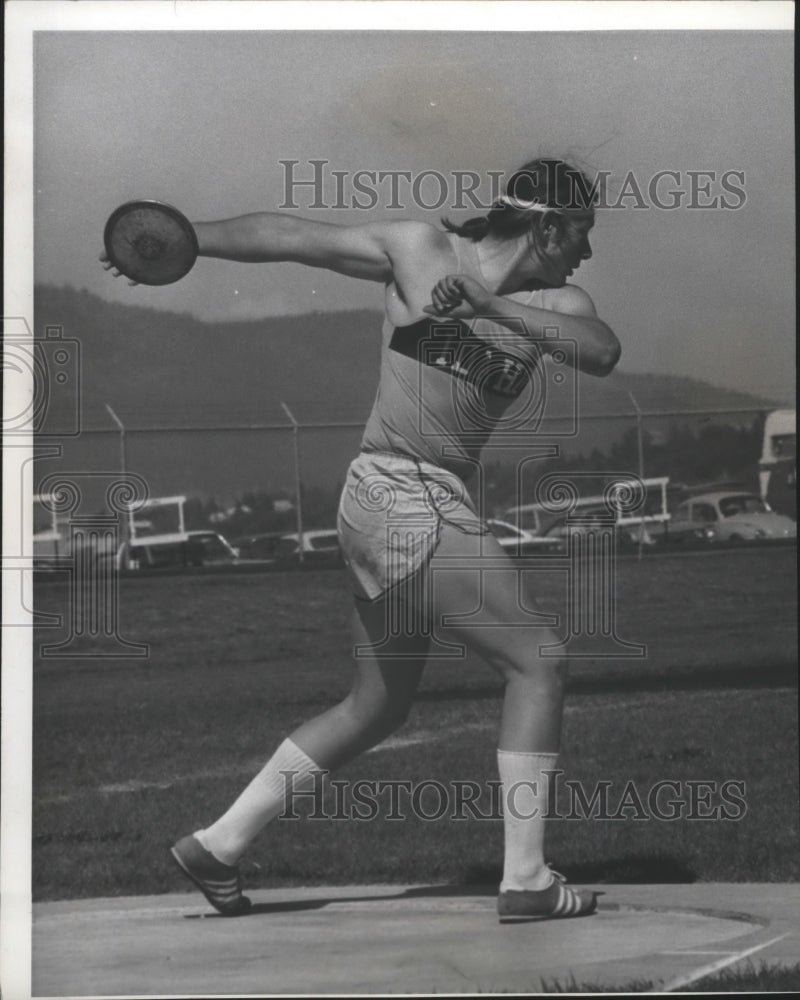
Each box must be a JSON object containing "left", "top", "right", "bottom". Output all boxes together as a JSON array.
[
  {"left": 560, "top": 317, "right": 621, "bottom": 376},
  {"left": 577, "top": 329, "right": 620, "bottom": 377},
  {"left": 579, "top": 321, "right": 621, "bottom": 377},
  {"left": 595, "top": 332, "right": 621, "bottom": 376}
]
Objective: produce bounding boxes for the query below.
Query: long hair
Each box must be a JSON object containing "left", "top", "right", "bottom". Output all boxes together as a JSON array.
[{"left": 442, "top": 158, "right": 599, "bottom": 242}]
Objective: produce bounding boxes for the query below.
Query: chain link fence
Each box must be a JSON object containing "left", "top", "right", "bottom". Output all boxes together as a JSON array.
[{"left": 32, "top": 405, "right": 789, "bottom": 547}]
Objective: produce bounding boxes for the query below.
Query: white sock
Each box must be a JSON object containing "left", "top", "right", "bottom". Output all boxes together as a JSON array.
[
  {"left": 498, "top": 750, "right": 559, "bottom": 893},
  {"left": 196, "top": 738, "right": 323, "bottom": 866}
]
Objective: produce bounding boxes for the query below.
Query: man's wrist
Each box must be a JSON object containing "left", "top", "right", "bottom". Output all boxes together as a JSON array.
[{"left": 482, "top": 292, "right": 503, "bottom": 315}]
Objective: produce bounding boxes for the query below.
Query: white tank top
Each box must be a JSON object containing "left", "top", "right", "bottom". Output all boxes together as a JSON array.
[{"left": 360, "top": 236, "right": 546, "bottom": 478}]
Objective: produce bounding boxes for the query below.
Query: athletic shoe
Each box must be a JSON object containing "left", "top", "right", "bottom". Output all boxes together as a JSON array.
[
  {"left": 170, "top": 834, "right": 252, "bottom": 916},
  {"left": 498, "top": 869, "right": 598, "bottom": 923}
]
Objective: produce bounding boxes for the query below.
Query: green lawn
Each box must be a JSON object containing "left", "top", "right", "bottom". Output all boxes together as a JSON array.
[
  {"left": 541, "top": 959, "right": 800, "bottom": 993},
  {"left": 33, "top": 547, "right": 798, "bottom": 900}
]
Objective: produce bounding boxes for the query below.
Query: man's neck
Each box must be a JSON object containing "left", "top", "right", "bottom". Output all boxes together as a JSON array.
[{"left": 475, "top": 235, "right": 552, "bottom": 295}]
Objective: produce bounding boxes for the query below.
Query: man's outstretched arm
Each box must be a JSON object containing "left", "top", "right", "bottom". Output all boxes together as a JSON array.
[{"left": 193, "top": 213, "right": 416, "bottom": 283}]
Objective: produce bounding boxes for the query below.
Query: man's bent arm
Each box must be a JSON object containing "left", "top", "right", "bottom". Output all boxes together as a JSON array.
[{"left": 484, "top": 285, "right": 621, "bottom": 377}]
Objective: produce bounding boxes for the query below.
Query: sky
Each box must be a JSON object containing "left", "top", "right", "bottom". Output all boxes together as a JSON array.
[{"left": 28, "top": 11, "right": 797, "bottom": 403}]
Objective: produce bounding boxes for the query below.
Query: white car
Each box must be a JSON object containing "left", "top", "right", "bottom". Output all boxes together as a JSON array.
[
  {"left": 663, "top": 492, "right": 796, "bottom": 544},
  {"left": 274, "top": 529, "right": 343, "bottom": 566}
]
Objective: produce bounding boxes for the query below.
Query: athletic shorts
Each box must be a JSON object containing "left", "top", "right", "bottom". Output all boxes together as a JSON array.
[{"left": 337, "top": 450, "right": 489, "bottom": 601}]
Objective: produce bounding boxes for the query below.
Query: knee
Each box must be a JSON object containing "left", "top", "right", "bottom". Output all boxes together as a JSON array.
[
  {"left": 342, "top": 689, "right": 412, "bottom": 737},
  {"left": 492, "top": 641, "right": 567, "bottom": 691}
]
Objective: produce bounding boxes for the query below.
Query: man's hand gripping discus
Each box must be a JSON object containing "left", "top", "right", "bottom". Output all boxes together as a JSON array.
[{"left": 102, "top": 200, "right": 198, "bottom": 285}]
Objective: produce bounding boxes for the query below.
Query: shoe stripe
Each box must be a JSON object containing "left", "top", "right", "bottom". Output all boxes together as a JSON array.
[
  {"left": 201, "top": 882, "right": 239, "bottom": 899},
  {"left": 172, "top": 849, "right": 244, "bottom": 901},
  {"left": 497, "top": 885, "right": 596, "bottom": 922}
]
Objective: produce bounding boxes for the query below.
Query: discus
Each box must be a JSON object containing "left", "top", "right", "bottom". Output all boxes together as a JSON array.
[{"left": 103, "top": 200, "right": 199, "bottom": 285}]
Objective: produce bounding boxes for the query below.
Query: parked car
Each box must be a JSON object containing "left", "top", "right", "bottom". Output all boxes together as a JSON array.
[
  {"left": 184, "top": 530, "right": 240, "bottom": 565},
  {"left": 538, "top": 506, "right": 655, "bottom": 552},
  {"left": 501, "top": 477, "right": 672, "bottom": 545},
  {"left": 656, "top": 492, "right": 796, "bottom": 545},
  {"left": 33, "top": 530, "right": 118, "bottom": 569},
  {"left": 129, "top": 530, "right": 239, "bottom": 568},
  {"left": 233, "top": 532, "right": 285, "bottom": 560},
  {"left": 485, "top": 519, "right": 562, "bottom": 555},
  {"left": 274, "top": 530, "right": 344, "bottom": 566}
]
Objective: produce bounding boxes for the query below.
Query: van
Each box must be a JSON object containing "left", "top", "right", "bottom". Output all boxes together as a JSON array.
[{"left": 759, "top": 409, "right": 796, "bottom": 519}]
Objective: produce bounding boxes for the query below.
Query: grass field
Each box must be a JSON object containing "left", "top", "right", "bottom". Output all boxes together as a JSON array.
[
  {"left": 33, "top": 546, "right": 798, "bottom": 902},
  {"left": 543, "top": 959, "right": 800, "bottom": 993}
]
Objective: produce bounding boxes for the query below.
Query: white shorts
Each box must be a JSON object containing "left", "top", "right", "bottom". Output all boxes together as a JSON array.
[{"left": 337, "top": 451, "right": 488, "bottom": 601}]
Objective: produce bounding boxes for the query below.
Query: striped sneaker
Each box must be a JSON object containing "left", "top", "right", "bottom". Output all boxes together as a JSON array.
[
  {"left": 498, "top": 869, "right": 597, "bottom": 923},
  {"left": 170, "top": 834, "right": 252, "bottom": 916}
]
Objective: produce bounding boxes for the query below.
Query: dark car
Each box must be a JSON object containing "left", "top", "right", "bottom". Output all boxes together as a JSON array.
[
  {"left": 184, "top": 531, "right": 240, "bottom": 565},
  {"left": 541, "top": 506, "right": 657, "bottom": 552},
  {"left": 129, "top": 530, "right": 239, "bottom": 569},
  {"left": 233, "top": 532, "right": 285, "bottom": 561}
]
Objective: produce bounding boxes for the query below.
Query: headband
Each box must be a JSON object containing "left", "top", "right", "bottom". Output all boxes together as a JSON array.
[{"left": 497, "top": 195, "right": 562, "bottom": 213}]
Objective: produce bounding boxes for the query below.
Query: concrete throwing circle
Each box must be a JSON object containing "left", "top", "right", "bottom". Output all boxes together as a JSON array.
[{"left": 32, "top": 884, "right": 775, "bottom": 996}]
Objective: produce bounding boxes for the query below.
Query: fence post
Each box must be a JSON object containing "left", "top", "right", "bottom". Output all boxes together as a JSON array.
[
  {"left": 626, "top": 390, "right": 647, "bottom": 559},
  {"left": 281, "top": 402, "right": 304, "bottom": 563}
]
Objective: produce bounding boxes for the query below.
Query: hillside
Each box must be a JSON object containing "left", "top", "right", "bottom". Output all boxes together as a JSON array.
[{"left": 34, "top": 286, "right": 382, "bottom": 430}]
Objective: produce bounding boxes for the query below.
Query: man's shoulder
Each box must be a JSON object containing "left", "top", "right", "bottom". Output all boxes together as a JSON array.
[
  {"left": 504, "top": 282, "right": 596, "bottom": 311},
  {"left": 540, "top": 283, "right": 597, "bottom": 317},
  {"left": 380, "top": 220, "right": 450, "bottom": 253}
]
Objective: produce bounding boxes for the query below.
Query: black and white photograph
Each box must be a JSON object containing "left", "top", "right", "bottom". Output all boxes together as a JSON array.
[{"left": 2, "top": 1, "right": 797, "bottom": 996}]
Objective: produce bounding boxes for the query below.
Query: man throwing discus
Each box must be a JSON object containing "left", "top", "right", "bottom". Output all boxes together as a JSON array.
[{"left": 101, "top": 157, "right": 620, "bottom": 922}]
